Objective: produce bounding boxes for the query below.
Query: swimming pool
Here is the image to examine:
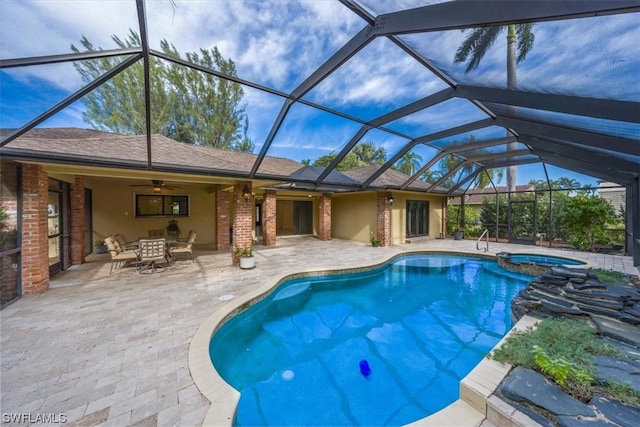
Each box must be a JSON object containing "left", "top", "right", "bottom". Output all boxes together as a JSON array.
[{"left": 209, "top": 254, "right": 531, "bottom": 426}]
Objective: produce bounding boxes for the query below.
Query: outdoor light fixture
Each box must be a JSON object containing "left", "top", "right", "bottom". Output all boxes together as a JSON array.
[
  {"left": 387, "top": 194, "right": 394, "bottom": 205},
  {"left": 242, "top": 185, "right": 251, "bottom": 201}
]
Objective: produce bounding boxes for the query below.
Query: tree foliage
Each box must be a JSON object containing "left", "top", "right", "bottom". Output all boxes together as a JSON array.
[
  {"left": 71, "top": 30, "right": 253, "bottom": 152},
  {"left": 563, "top": 192, "right": 617, "bottom": 252},
  {"left": 312, "top": 142, "right": 386, "bottom": 171}
]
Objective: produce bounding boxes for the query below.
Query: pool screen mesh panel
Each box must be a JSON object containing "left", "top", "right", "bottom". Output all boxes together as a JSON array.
[{"left": 0, "top": 0, "right": 638, "bottom": 259}]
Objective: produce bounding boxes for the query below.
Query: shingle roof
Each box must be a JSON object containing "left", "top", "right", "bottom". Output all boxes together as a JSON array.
[
  {"left": 2, "top": 128, "right": 303, "bottom": 177},
  {"left": 342, "top": 165, "right": 447, "bottom": 192},
  {"left": 449, "top": 184, "right": 535, "bottom": 205}
]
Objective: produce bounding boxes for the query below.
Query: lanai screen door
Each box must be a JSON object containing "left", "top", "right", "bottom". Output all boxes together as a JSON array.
[{"left": 508, "top": 199, "right": 537, "bottom": 245}]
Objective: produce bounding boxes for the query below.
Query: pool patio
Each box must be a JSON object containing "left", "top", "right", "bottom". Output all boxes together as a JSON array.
[{"left": 1, "top": 237, "right": 638, "bottom": 426}]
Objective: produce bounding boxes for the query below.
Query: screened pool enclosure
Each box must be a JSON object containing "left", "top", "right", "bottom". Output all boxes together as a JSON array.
[{"left": 1, "top": 0, "right": 638, "bottom": 265}]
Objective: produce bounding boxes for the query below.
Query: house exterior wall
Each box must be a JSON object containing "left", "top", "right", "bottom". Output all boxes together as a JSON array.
[
  {"left": 332, "top": 193, "right": 377, "bottom": 243},
  {"left": 85, "top": 177, "right": 216, "bottom": 246}
]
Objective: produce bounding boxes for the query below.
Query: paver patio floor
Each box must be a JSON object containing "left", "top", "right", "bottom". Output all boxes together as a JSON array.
[{"left": 1, "top": 237, "right": 638, "bottom": 426}]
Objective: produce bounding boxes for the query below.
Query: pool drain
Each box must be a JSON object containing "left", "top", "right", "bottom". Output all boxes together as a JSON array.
[
  {"left": 281, "top": 370, "right": 295, "bottom": 381},
  {"left": 218, "top": 294, "right": 234, "bottom": 301}
]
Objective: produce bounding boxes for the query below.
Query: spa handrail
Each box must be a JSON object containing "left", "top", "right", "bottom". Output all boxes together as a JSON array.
[{"left": 477, "top": 229, "right": 489, "bottom": 252}]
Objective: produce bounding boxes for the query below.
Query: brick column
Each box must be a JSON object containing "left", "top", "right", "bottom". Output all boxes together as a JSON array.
[
  {"left": 318, "top": 193, "right": 331, "bottom": 241},
  {"left": 262, "top": 190, "right": 276, "bottom": 246},
  {"left": 21, "top": 164, "right": 49, "bottom": 294},
  {"left": 232, "top": 182, "right": 253, "bottom": 265},
  {"left": 70, "top": 176, "right": 85, "bottom": 265},
  {"left": 216, "top": 188, "right": 230, "bottom": 251},
  {"left": 377, "top": 192, "right": 392, "bottom": 247}
]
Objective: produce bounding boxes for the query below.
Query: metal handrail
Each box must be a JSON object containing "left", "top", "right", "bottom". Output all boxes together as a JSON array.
[{"left": 477, "top": 229, "right": 489, "bottom": 252}]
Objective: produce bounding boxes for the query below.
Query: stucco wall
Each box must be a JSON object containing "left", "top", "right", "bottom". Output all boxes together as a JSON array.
[
  {"left": 332, "top": 193, "right": 377, "bottom": 243},
  {"left": 332, "top": 192, "right": 445, "bottom": 244},
  {"left": 86, "top": 177, "right": 216, "bottom": 246}
]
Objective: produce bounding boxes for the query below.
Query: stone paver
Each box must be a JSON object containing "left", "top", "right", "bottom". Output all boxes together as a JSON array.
[{"left": 1, "top": 237, "right": 637, "bottom": 426}]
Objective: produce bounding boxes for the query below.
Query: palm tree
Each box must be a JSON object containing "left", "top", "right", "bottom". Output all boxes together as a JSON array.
[
  {"left": 352, "top": 142, "right": 387, "bottom": 165},
  {"left": 475, "top": 168, "right": 504, "bottom": 189},
  {"left": 556, "top": 177, "right": 581, "bottom": 194},
  {"left": 454, "top": 23, "right": 535, "bottom": 193},
  {"left": 395, "top": 151, "right": 422, "bottom": 176}
]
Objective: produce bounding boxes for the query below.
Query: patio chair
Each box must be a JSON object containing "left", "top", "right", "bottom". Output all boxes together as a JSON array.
[
  {"left": 169, "top": 231, "right": 196, "bottom": 263},
  {"left": 105, "top": 236, "right": 138, "bottom": 274},
  {"left": 114, "top": 233, "right": 137, "bottom": 250},
  {"left": 137, "top": 238, "right": 168, "bottom": 273},
  {"left": 177, "top": 229, "right": 195, "bottom": 243}
]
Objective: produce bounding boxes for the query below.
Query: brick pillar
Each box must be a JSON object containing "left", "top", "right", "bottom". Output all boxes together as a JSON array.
[
  {"left": 377, "top": 192, "right": 392, "bottom": 247},
  {"left": 262, "top": 190, "right": 276, "bottom": 246},
  {"left": 21, "top": 164, "right": 49, "bottom": 294},
  {"left": 216, "top": 189, "right": 230, "bottom": 251},
  {"left": 318, "top": 193, "right": 331, "bottom": 241},
  {"left": 232, "top": 182, "right": 253, "bottom": 265},
  {"left": 70, "top": 176, "right": 85, "bottom": 265}
]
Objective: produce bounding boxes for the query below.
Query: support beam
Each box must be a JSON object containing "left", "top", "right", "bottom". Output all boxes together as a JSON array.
[
  {"left": 0, "top": 48, "right": 141, "bottom": 69},
  {"left": 314, "top": 125, "right": 372, "bottom": 184},
  {"left": 136, "top": 0, "right": 153, "bottom": 169},
  {"left": 250, "top": 99, "right": 295, "bottom": 176},
  {"left": 456, "top": 85, "right": 639, "bottom": 123},
  {"left": 522, "top": 135, "right": 639, "bottom": 178},
  {"left": 445, "top": 136, "right": 517, "bottom": 154},
  {"left": 362, "top": 118, "right": 494, "bottom": 188},
  {"left": 495, "top": 115, "right": 639, "bottom": 156},
  {"left": 0, "top": 54, "right": 142, "bottom": 147},
  {"left": 372, "top": 1, "right": 640, "bottom": 36}
]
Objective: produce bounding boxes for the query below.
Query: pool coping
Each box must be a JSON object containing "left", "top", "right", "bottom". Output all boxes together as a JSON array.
[{"left": 188, "top": 251, "right": 540, "bottom": 426}]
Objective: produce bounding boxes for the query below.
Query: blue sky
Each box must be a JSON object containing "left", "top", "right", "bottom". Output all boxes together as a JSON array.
[{"left": 1, "top": 0, "right": 638, "bottom": 189}]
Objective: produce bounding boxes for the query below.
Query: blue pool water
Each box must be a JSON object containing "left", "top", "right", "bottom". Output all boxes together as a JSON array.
[
  {"left": 509, "top": 254, "right": 586, "bottom": 266},
  {"left": 209, "top": 254, "right": 531, "bottom": 426}
]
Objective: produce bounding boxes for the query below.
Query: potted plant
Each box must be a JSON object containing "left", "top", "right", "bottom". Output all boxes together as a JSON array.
[
  {"left": 451, "top": 205, "right": 464, "bottom": 240},
  {"left": 234, "top": 245, "right": 255, "bottom": 269},
  {"left": 94, "top": 239, "right": 108, "bottom": 254},
  {"left": 370, "top": 235, "right": 381, "bottom": 247}
]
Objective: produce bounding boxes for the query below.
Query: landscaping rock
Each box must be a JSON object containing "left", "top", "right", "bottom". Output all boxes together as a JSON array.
[
  {"left": 511, "top": 268, "right": 640, "bottom": 326},
  {"left": 555, "top": 416, "right": 614, "bottom": 427},
  {"left": 591, "top": 315, "right": 640, "bottom": 346},
  {"left": 498, "top": 267, "right": 640, "bottom": 427},
  {"left": 593, "top": 355, "right": 640, "bottom": 394},
  {"left": 589, "top": 395, "right": 640, "bottom": 427},
  {"left": 498, "top": 367, "right": 595, "bottom": 417},
  {"left": 550, "top": 266, "right": 588, "bottom": 280}
]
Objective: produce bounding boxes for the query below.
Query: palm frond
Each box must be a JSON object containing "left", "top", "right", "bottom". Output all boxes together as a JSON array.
[
  {"left": 516, "top": 23, "right": 535, "bottom": 63},
  {"left": 454, "top": 26, "right": 504, "bottom": 72}
]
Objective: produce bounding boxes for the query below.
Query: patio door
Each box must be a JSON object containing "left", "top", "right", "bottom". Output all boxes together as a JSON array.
[
  {"left": 406, "top": 200, "right": 429, "bottom": 237},
  {"left": 276, "top": 200, "right": 313, "bottom": 236},
  {"left": 48, "top": 179, "right": 71, "bottom": 276}
]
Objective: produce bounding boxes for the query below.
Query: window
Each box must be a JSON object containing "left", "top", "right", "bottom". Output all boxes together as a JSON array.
[
  {"left": 135, "top": 195, "right": 189, "bottom": 217},
  {"left": 406, "top": 200, "right": 429, "bottom": 237}
]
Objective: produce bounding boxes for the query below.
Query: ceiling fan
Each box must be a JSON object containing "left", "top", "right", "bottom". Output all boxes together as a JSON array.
[{"left": 129, "top": 179, "right": 181, "bottom": 193}]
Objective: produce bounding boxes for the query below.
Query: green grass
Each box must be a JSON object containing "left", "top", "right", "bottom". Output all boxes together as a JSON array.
[{"left": 491, "top": 317, "right": 640, "bottom": 406}]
